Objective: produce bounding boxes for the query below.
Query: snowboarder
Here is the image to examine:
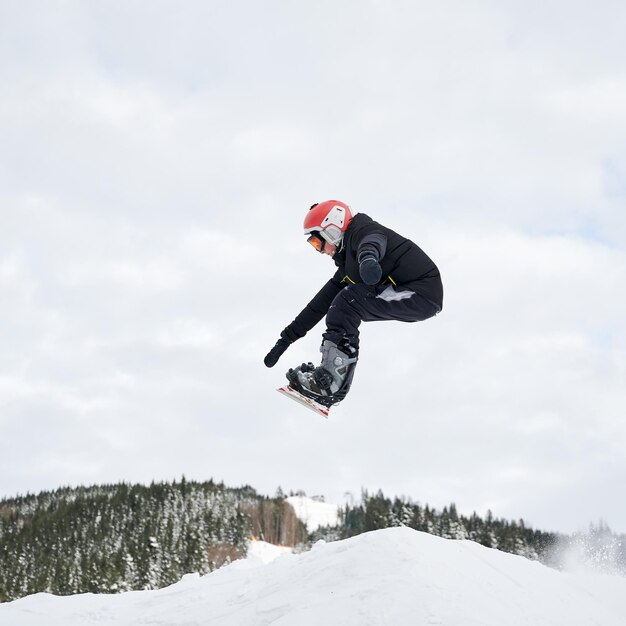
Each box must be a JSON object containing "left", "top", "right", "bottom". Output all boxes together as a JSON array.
[{"left": 265, "top": 200, "right": 443, "bottom": 408}]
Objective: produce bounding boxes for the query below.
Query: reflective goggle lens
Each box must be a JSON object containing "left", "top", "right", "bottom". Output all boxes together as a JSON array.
[{"left": 307, "top": 233, "right": 325, "bottom": 252}]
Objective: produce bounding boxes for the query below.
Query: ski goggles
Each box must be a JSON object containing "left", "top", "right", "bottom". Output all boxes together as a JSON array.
[{"left": 307, "top": 232, "right": 326, "bottom": 252}]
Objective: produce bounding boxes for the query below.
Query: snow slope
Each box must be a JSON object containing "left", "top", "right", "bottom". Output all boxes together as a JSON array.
[
  {"left": 246, "top": 539, "right": 293, "bottom": 564},
  {"left": 2, "top": 527, "right": 626, "bottom": 626},
  {"left": 285, "top": 495, "right": 340, "bottom": 531}
]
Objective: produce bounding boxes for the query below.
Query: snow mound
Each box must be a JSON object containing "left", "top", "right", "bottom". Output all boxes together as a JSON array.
[
  {"left": 2, "top": 527, "right": 626, "bottom": 626},
  {"left": 245, "top": 539, "right": 293, "bottom": 565},
  {"left": 285, "top": 495, "right": 340, "bottom": 531}
]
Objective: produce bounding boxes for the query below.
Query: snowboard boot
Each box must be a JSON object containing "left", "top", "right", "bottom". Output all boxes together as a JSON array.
[{"left": 286, "top": 339, "right": 358, "bottom": 407}]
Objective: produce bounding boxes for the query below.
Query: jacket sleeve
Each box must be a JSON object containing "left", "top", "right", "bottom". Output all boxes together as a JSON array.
[
  {"left": 281, "top": 271, "right": 344, "bottom": 342},
  {"left": 357, "top": 232, "right": 387, "bottom": 263}
]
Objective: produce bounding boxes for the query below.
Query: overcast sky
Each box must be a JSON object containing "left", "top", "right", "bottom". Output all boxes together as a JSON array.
[{"left": 1, "top": 0, "right": 625, "bottom": 534}]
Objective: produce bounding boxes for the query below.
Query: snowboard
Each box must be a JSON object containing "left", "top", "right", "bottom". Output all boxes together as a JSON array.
[{"left": 277, "top": 385, "right": 331, "bottom": 419}]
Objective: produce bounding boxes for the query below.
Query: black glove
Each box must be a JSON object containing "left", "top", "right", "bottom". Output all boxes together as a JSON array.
[
  {"left": 264, "top": 336, "right": 291, "bottom": 368},
  {"left": 359, "top": 256, "right": 382, "bottom": 285}
]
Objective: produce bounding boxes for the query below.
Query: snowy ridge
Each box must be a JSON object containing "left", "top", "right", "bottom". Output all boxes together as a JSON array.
[{"left": 2, "top": 527, "right": 626, "bottom": 626}]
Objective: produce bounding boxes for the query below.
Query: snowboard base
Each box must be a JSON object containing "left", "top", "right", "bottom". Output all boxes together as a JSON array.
[{"left": 277, "top": 385, "right": 331, "bottom": 418}]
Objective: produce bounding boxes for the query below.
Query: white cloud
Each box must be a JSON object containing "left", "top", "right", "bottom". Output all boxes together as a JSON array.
[
  {"left": 156, "top": 319, "right": 217, "bottom": 349},
  {"left": 62, "top": 257, "right": 186, "bottom": 291}
]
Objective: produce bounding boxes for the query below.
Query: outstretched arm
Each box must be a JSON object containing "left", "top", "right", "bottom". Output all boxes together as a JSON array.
[{"left": 264, "top": 272, "right": 343, "bottom": 367}]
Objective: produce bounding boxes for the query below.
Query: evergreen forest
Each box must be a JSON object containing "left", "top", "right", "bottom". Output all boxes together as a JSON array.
[{"left": 0, "top": 479, "right": 305, "bottom": 602}]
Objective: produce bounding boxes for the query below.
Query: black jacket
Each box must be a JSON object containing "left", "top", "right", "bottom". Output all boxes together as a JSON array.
[{"left": 282, "top": 213, "right": 443, "bottom": 342}]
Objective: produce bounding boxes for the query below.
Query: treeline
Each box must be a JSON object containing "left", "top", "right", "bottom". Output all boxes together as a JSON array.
[
  {"left": 0, "top": 479, "right": 307, "bottom": 602},
  {"left": 312, "top": 490, "right": 556, "bottom": 561},
  {"left": 313, "top": 490, "right": 626, "bottom": 573}
]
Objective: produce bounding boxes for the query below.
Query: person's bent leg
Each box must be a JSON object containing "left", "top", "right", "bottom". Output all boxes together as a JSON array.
[
  {"left": 323, "top": 283, "right": 440, "bottom": 349},
  {"left": 323, "top": 284, "right": 375, "bottom": 350},
  {"left": 291, "top": 284, "right": 439, "bottom": 404}
]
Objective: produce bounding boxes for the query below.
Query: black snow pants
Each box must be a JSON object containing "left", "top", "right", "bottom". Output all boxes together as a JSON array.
[{"left": 323, "top": 283, "right": 441, "bottom": 351}]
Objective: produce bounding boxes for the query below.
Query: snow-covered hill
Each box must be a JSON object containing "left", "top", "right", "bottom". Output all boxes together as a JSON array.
[{"left": 2, "top": 527, "right": 626, "bottom": 626}]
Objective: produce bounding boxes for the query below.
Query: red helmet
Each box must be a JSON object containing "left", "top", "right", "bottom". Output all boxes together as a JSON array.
[{"left": 303, "top": 200, "right": 354, "bottom": 246}]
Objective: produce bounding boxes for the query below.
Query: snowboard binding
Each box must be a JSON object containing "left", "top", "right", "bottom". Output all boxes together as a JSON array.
[{"left": 286, "top": 340, "right": 358, "bottom": 408}]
